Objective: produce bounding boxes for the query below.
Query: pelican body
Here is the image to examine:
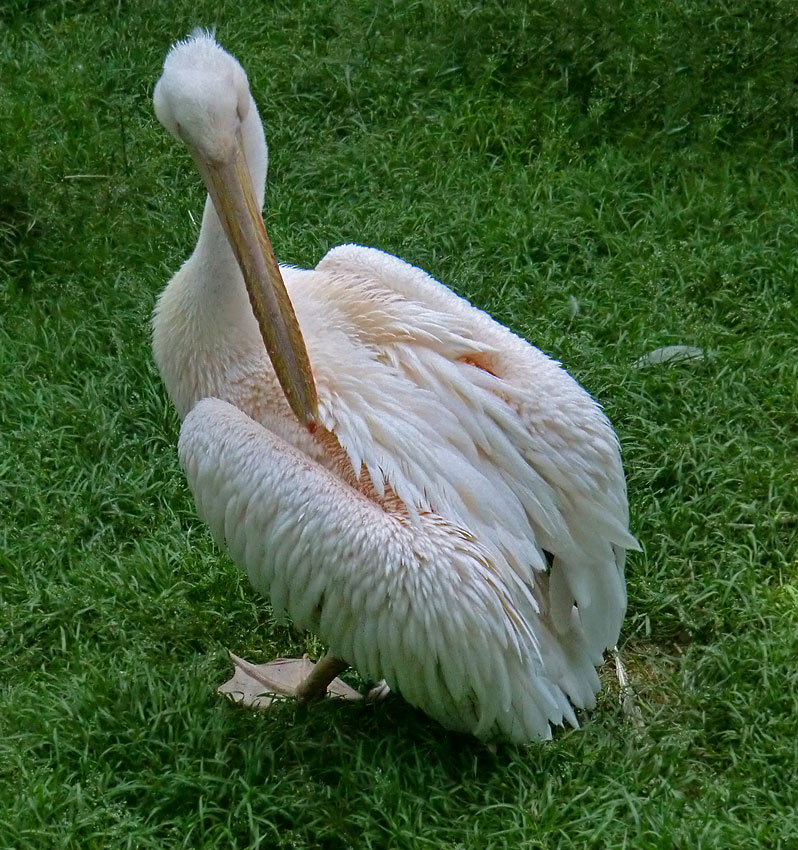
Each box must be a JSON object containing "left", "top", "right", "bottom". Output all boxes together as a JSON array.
[{"left": 152, "top": 31, "right": 637, "bottom": 742}]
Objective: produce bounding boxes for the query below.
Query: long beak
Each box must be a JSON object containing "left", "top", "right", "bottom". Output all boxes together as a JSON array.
[{"left": 193, "top": 135, "right": 319, "bottom": 428}]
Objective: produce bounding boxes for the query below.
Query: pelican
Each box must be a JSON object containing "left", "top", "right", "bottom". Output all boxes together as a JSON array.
[{"left": 151, "top": 31, "right": 637, "bottom": 743}]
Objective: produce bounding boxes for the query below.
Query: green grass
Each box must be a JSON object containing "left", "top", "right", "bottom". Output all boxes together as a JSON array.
[{"left": 2, "top": 0, "right": 797, "bottom": 847}]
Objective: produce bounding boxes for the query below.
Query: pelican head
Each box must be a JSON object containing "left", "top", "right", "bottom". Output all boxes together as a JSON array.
[
  {"left": 153, "top": 30, "right": 319, "bottom": 428},
  {"left": 154, "top": 31, "right": 252, "bottom": 165}
]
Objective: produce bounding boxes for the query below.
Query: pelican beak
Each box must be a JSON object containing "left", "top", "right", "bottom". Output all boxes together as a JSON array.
[{"left": 193, "top": 134, "right": 319, "bottom": 428}]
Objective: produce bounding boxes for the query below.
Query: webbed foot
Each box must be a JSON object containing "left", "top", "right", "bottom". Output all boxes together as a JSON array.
[{"left": 218, "top": 652, "right": 362, "bottom": 708}]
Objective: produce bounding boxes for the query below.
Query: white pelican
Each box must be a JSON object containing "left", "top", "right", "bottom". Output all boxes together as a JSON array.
[{"left": 151, "top": 31, "right": 637, "bottom": 742}]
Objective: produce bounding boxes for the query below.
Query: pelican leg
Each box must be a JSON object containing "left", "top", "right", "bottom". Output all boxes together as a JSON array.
[{"left": 295, "top": 652, "right": 350, "bottom": 703}]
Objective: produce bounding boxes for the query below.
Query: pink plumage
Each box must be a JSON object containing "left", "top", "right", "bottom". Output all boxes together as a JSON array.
[{"left": 153, "top": 31, "right": 637, "bottom": 742}]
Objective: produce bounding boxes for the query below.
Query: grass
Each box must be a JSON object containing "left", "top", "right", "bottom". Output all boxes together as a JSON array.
[{"left": 1, "top": 0, "right": 797, "bottom": 847}]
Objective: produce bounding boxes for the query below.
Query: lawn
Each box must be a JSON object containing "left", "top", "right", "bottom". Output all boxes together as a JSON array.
[{"left": 1, "top": 0, "right": 797, "bottom": 847}]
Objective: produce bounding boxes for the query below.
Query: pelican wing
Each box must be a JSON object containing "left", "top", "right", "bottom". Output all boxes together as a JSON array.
[{"left": 309, "top": 245, "right": 637, "bottom": 658}]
